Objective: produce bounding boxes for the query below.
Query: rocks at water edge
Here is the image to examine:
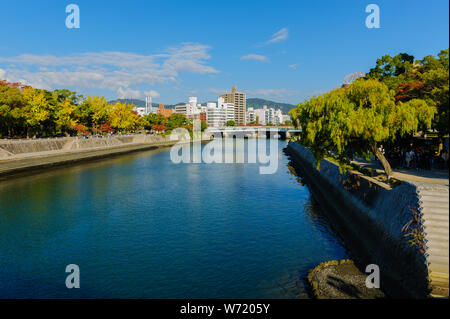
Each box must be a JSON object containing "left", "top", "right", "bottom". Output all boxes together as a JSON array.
[{"left": 307, "top": 259, "right": 385, "bottom": 299}]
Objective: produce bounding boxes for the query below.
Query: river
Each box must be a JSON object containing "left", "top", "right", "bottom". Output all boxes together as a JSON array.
[{"left": 0, "top": 139, "right": 348, "bottom": 298}]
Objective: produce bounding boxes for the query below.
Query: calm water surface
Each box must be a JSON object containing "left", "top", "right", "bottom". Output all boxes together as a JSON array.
[{"left": 0, "top": 139, "right": 348, "bottom": 298}]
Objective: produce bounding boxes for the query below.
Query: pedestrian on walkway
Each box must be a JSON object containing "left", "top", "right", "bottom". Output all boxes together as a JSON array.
[{"left": 405, "top": 149, "right": 414, "bottom": 168}]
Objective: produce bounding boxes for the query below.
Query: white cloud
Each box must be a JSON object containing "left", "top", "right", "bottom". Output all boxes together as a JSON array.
[
  {"left": 0, "top": 43, "right": 219, "bottom": 92},
  {"left": 144, "top": 90, "right": 160, "bottom": 99},
  {"left": 240, "top": 54, "right": 269, "bottom": 62},
  {"left": 163, "top": 43, "right": 219, "bottom": 74},
  {"left": 209, "top": 88, "right": 225, "bottom": 95},
  {"left": 0, "top": 68, "right": 6, "bottom": 79},
  {"left": 117, "top": 87, "right": 142, "bottom": 99},
  {"left": 265, "top": 28, "right": 289, "bottom": 45},
  {"left": 245, "top": 88, "right": 298, "bottom": 99},
  {"left": 288, "top": 64, "right": 297, "bottom": 69}
]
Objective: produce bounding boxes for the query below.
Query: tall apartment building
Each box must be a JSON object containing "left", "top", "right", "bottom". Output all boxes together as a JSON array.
[
  {"left": 220, "top": 86, "right": 246, "bottom": 126},
  {"left": 145, "top": 96, "right": 152, "bottom": 114},
  {"left": 246, "top": 107, "right": 256, "bottom": 123},
  {"left": 273, "top": 109, "right": 284, "bottom": 125},
  {"left": 206, "top": 98, "right": 235, "bottom": 127},
  {"left": 136, "top": 96, "right": 158, "bottom": 116}
]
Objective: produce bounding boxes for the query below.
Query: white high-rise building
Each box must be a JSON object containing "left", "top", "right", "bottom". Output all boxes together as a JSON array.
[
  {"left": 145, "top": 96, "right": 152, "bottom": 114},
  {"left": 206, "top": 102, "right": 224, "bottom": 127},
  {"left": 174, "top": 96, "right": 202, "bottom": 120},
  {"left": 206, "top": 98, "right": 235, "bottom": 127},
  {"left": 136, "top": 96, "right": 157, "bottom": 116},
  {"left": 253, "top": 105, "right": 285, "bottom": 125},
  {"left": 274, "top": 109, "right": 283, "bottom": 125},
  {"left": 217, "top": 97, "right": 235, "bottom": 123},
  {"left": 254, "top": 106, "right": 268, "bottom": 125},
  {"left": 246, "top": 107, "right": 256, "bottom": 123}
]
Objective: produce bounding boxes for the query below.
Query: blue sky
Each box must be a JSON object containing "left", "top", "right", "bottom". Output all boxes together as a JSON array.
[{"left": 0, "top": 0, "right": 448, "bottom": 104}]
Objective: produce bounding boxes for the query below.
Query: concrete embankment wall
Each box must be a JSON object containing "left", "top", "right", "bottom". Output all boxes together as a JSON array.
[
  {"left": 0, "top": 138, "right": 71, "bottom": 156},
  {"left": 287, "top": 141, "right": 429, "bottom": 298},
  {"left": 0, "top": 134, "right": 198, "bottom": 177},
  {"left": 0, "top": 135, "right": 183, "bottom": 157}
]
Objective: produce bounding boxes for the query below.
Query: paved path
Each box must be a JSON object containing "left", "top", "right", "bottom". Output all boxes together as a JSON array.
[{"left": 352, "top": 158, "right": 449, "bottom": 185}]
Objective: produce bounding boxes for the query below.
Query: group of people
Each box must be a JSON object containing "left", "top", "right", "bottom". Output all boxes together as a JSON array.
[{"left": 385, "top": 145, "right": 449, "bottom": 170}]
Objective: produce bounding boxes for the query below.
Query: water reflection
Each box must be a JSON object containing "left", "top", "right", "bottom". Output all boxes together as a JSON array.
[{"left": 0, "top": 141, "right": 348, "bottom": 298}]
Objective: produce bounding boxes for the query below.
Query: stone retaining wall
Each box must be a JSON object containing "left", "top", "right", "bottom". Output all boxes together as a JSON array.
[
  {"left": 0, "top": 135, "right": 180, "bottom": 156},
  {"left": 287, "top": 141, "right": 429, "bottom": 298},
  {"left": 0, "top": 134, "right": 211, "bottom": 178}
]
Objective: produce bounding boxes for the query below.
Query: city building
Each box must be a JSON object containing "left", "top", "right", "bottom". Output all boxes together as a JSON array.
[
  {"left": 246, "top": 107, "right": 256, "bottom": 124},
  {"left": 199, "top": 111, "right": 207, "bottom": 122},
  {"left": 135, "top": 108, "right": 147, "bottom": 117},
  {"left": 206, "top": 102, "right": 224, "bottom": 127},
  {"left": 253, "top": 106, "right": 269, "bottom": 125},
  {"left": 174, "top": 97, "right": 202, "bottom": 120},
  {"left": 206, "top": 98, "right": 235, "bottom": 127},
  {"left": 136, "top": 96, "right": 157, "bottom": 116},
  {"left": 220, "top": 87, "right": 246, "bottom": 126},
  {"left": 249, "top": 105, "right": 288, "bottom": 125},
  {"left": 218, "top": 97, "right": 235, "bottom": 123},
  {"left": 282, "top": 114, "right": 291, "bottom": 124},
  {"left": 157, "top": 104, "right": 173, "bottom": 118},
  {"left": 274, "top": 109, "right": 283, "bottom": 126}
]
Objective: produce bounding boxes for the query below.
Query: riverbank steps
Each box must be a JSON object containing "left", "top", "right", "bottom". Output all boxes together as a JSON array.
[
  {"left": 307, "top": 259, "right": 385, "bottom": 299},
  {"left": 287, "top": 141, "right": 437, "bottom": 298}
]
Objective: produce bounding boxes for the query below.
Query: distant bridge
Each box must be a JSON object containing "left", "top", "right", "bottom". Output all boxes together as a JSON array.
[{"left": 206, "top": 126, "right": 301, "bottom": 139}]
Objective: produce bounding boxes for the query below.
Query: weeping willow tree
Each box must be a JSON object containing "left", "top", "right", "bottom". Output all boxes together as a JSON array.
[{"left": 289, "top": 78, "right": 436, "bottom": 179}]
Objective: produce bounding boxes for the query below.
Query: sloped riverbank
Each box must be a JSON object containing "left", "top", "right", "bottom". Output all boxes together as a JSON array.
[{"left": 287, "top": 141, "right": 430, "bottom": 298}]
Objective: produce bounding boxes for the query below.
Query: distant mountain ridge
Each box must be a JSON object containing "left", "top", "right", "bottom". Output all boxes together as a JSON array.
[{"left": 108, "top": 98, "right": 297, "bottom": 114}]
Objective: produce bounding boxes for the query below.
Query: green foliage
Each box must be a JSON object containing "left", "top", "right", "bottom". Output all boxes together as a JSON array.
[
  {"left": 109, "top": 102, "right": 140, "bottom": 131},
  {"left": 401, "top": 207, "right": 425, "bottom": 254},
  {"left": 291, "top": 78, "right": 436, "bottom": 173},
  {"left": 367, "top": 49, "right": 449, "bottom": 135},
  {"left": 0, "top": 80, "right": 170, "bottom": 137},
  {"left": 367, "top": 53, "right": 415, "bottom": 81},
  {"left": 166, "top": 113, "right": 189, "bottom": 130},
  {"left": 142, "top": 113, "right": 166, "bottom": 130},
  {"left": 200, "top": 120, "right": 208, "bottom": 132},
  {"left": 225, "top": 120, "right": 236, "bottom": 127},
  {"left": 289, "top": 48, "right": 447, "bottom": 175}
]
